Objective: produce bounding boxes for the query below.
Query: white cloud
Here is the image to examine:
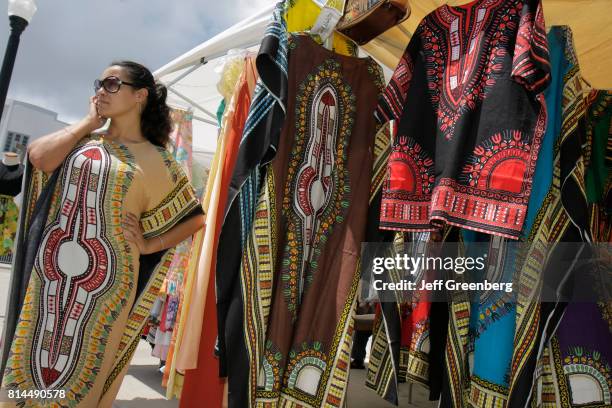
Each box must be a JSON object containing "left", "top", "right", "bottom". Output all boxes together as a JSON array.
[{"left": 0, "top": 0, "right": 276, "bottom": 123}]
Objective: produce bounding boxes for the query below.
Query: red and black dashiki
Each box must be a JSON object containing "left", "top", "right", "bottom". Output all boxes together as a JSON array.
[{"left": 375, "top": 0, "right": 551, "bottom": 239}]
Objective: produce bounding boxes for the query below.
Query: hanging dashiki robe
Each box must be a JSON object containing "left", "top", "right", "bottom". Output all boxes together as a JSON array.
[
  {"left": 236, "top": 32, "right": 386, "bottom": 407},
  {"left": 526, "top": 87, "right": 612, "bottom": 408},
  {"left": 533, "top": 302, "right": 612, "bottom": 408},
  {"left": 215, "top": 3, "right": 289, "bottom": 407},
  {"left": 375, "top": 0, "right": 550, "bottom": 240},
  {"left": 0, "top": 135, "right": 201, "bottom": 408},
  {"left": 372, "top": 1, "right": 550, "bottom": 406},
  {"left": 214, "top": 3, "right": 363, "bottom": 406},
  {"left": 441, "top": 25, "right": 576, "bottom": 408},
  {"left": 365, "top": 231, "right": 450, "bottom": 405},
  {"left": 454, "top": 231, "right": 515, "bottom": 407},
  {"left": 508, "top": 26, "right": 593, "bottom": 408},
  {"left": 394, "top": 233, "right": 436, "bottom": 392}
]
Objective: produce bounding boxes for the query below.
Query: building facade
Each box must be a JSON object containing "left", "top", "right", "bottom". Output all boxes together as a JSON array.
[
  {"left": 0, "top": 99, "right": 68, "bottom": 264},
  {"left": 0, "top": 99, "right": 68, "bottom": 159}
]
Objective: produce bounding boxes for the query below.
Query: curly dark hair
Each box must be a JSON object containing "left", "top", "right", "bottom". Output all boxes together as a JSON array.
[{"left": 111, "top": 60, "right": 171, "bottom": 147}]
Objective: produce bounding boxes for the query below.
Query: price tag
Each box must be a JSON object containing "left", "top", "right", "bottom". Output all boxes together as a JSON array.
[{"left": 310, "top": 6, "right": 342, "bottom": 41}]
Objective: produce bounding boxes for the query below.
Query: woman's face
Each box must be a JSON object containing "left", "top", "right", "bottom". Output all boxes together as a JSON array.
[{"left": 95, "top": 66, "right": 147, "bottom": 119}]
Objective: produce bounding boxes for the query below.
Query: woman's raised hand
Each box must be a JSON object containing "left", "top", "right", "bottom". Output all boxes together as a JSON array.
[{"left": 84, "top": 96, "right": 106, "bottom": 131}]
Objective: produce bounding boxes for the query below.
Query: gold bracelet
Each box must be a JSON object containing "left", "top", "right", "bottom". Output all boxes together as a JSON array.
[{"left": 158, "top": 235, "right": 165, "bottom": 250}]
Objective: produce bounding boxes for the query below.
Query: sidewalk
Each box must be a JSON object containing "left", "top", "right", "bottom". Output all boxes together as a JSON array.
[{"left": 113, "top": 340, "right": 178, "bottom": 408}]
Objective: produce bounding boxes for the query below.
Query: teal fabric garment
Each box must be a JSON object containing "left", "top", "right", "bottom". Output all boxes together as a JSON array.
[
  {"left": 470, "top": 240, "right": 517, "bottom": 387},
  {"left": 216, "top": 98, "right": 226, "bottom": 128},
  {"left": 465, "top": 26, "right": 574, "bottom": 398},
  {"left": 463, "top": 230, "right": 517, "bottom": 389},
  {"left": 523, "top": 26, "right": 568, "bottom": 236}
]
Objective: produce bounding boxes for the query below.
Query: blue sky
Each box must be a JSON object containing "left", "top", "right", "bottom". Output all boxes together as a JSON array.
[{"left": 0, "top": 0, "right": 274, "bottom": 123}]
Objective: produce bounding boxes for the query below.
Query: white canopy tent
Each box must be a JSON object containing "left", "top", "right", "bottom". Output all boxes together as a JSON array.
[
  {"left": 154, "top": 4, "right": 276, "bottom": 154},
  {"left": 155, "top": 0, "right": 612, "bottom": 155}
]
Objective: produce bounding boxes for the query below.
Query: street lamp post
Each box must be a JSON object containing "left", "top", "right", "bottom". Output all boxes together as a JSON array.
[
  {"left": 0, "top": 0, "right": 37, "bottom": 121},
  {"left": 0, "top": 0, "right": 37, "bottom": 383}
]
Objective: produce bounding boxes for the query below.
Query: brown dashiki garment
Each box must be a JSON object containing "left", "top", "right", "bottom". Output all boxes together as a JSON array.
[
  {"left": 375, "top": 0, "right": 550, "bottom": 239},
  {"left": 241, "top": 34, "right": 387, "bottom": 407}
]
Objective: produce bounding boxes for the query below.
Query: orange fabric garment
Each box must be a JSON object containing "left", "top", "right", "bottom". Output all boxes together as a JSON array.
[
  {"left": 179, "top": 274, "right": 223, "bottom": 408},
  {"left": 217, "top": 57, "right": 258, "bottom": 232},
  {"left": 175, "top": 56, "right": 248, "bottom": 368},
  {"left": 179, "top": 56, "right": 258, "bottom": 408}
]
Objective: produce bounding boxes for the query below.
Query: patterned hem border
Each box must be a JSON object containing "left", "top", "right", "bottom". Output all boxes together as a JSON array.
[
  {"left": 468, "top": 374, "right": 509, "bottom": 408},
  {"left": 401, "top": 350, "right": 430, "bottom": 387},
  {"left": 379, "top": 224, "right": 438, "bottom": 233},
  {"left": 381, "top": 181, "right": 528, "bottom": 239},
  {"left": 380, "top": 216, "right": 522, "bottom": 240},
  {"left": 429, "top": 215, "right": 521, "bottom": 240}
]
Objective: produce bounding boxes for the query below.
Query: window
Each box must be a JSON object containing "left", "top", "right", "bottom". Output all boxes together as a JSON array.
[
  {"left": 3, "top": 133, "right": 13, "bottom": 151},
  {"left": 4, "top": 131, "right": 30, "bottom": 153}
]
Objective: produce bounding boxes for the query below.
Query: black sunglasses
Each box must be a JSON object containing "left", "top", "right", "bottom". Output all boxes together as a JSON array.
[{"left": 94, "top": 76, "right": 137, "bottom": 93}]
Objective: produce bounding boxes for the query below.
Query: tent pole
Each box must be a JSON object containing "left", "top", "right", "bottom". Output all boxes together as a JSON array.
[
  {"left": 200, "top": 42, "right": 260, "bottom": 63},
  {"left": 168, "top": 87, "right": 217, "bottom": 121},
  {"left": 193, "top": 114, "right": 218, "bottom": 126},
  {"left": 163, "top": 57, "right": 207, "bottom": 86}
]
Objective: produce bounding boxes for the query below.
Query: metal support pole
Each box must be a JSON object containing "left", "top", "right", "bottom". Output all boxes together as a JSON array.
[{"left": 167, "top": 86, "right": 218, "bottom": 121}]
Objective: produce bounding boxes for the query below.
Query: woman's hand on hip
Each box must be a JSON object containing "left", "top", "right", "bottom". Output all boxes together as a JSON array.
[{"left": 123, "top": 212, "right": 150, "bottom": 254}]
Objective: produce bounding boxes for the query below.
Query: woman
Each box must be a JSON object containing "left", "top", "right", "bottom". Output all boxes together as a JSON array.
[{"left": 0, "top": 61, "right": 204, "bottom": 407}]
